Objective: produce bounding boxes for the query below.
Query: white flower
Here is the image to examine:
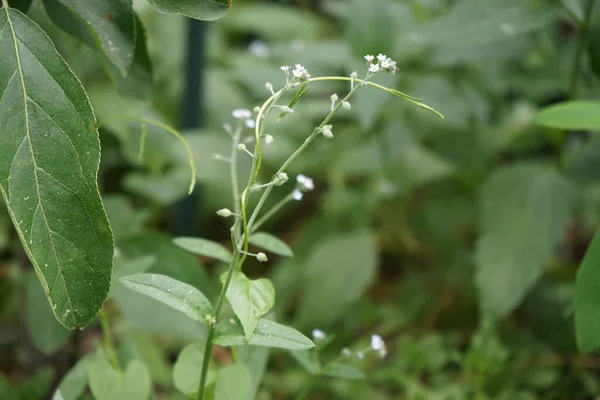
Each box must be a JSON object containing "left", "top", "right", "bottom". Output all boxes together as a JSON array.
[
  {"left": 245, "top": 119, "right": 255, "bottom": 129},
  {"left": 280, "top": 65, "right": 290, "bottom": 73},
  {"left": 377, "top": 53, "right": 387, "bottom": 62},
  {"left": 273, "top": 172, "right": 289, "bottom": 186},
  {"left": 296, "top": 174, "right": 314, "bottom": 191},
  {"left": 370, "top": 334, "right": 387, "bottom": 358},
  {"left": 364, "top": 55, "right": 374, "bottom": 62},
  {"left": 256, "top": 252, "right": 268, "bottom": 262},
  {"left": 216, "top": 208, "right": 233, "bottom": 217},
  {"left": 292, "top": 189, "right": 303, "bottom": 201},
  {"left": 330, "top": 93, "right": 338, "bottom": 102},
  {"left": 369, "top": 63, "right": 380, "bottom": 73},
  {"left": 232, "top": 109, "right": 252, "bottom": 119},
  {"left": 265, "top": 135, "right": 274, "bottom": 144},
  {"left": 312, "top": 329, "right": 326, "bottom": 341},
  {"left": 248, "top": 40, "right": 270, "bottom": 59},
  {"left": 342, "top": 348, "right": 352, "bottom": 356},
  {"left": 292, "top": 64, "right": 310, "bottom": 80}
]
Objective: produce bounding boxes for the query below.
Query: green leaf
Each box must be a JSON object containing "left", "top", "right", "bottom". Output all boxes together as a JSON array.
[
  {"left": 575, "top": 228, "right": 600, "bottom": 353},
  {"left": 88, "top": 358, "right": 151, "bottom": 400},
  {"left": 225, "top": 272, "right": 275, "bottom": 339},
  {"left": 249, "top": 232, "right": 293, "bottom": 258},
  {"left": 323, "top": 363, "right": 365, "bottom": 380},
  {"left": 7, "top": 0, "right": 32, "bottom": 13},
  {"left": 297, "top": 232, "right": 377, "bottom": 327},
  {"left": 120, "top": 273, "right": 213, "bottom": 325},
  {"left": 42, "top": 0, "right": 135, "bottom": 74},
  {"left": 475, "top": 164, "right": 576, "bottom": 318},
  {"left": 174, "top": 237, "right": 231, "bottom": 263},
  {"left": 108, "top": 255, "right": 155, "bottom": 298},
  {"left": 237, "top": 346, "right": 269, "bottom": 400},
  {"left": 588, "top": 22, "right": 600, "bottom": 80},
  {"left": 0, "top": 7, "right": 114, "bottom": 328},
  {"left": 532, "top": 101, "right": 600, "bottom": 131},
  {"left": 173, "top": 343, "right": 215, "bottom": 397},
  {"left": 101, "top": 15, "right": 153, "bottom": 100},
  {"left": 145, "top": 0, "right": 230, "bottom": 21},
  {"left": 213, "top": 318, "right": 315, "bottom": 350},
  {"left": 215, "top": 363, "right": 251, "bottom": 400},
  {"left": 52, "top": 354, "right": 94, "bottom": 400},
  {"left": 24, "top": 272, "right": 71, "bottom": 354},
  {"left": 289, "top": 349, "right": 319, "bottom": 374}
]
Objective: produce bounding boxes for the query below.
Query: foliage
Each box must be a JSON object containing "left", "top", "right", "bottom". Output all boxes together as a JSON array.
[{"left": 2, "top": 0, "right": 600, "bottom": 399}]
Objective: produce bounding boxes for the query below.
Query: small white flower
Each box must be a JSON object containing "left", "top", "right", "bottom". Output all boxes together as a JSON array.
[
  {"left": 342, "top": 101, "right": 351, "bottom": 110},
  {"left": 245, "top": 119, "right": 255, "bottom": 129},
  {"left": 292, "top": 64, "right": 310, "bottom": 80},
  {"left": 342, "top": 348, "right": 352, "bottom": 356},
  {"left": 377, "top": 53, "right": 387, "bottom": 62},
  {"left": 264, "top": 134, "right": 274, "bottom": 144},
  {"left": 364, "top": 55, "right": 374, "bottom": 62},
  {"left": 357, "top": 351, "right": 365, "bottom": 360},
  {"left": 370, "top": 334, "right": 385, "bottom": 351},
  {"left": 273, "top": 172, "right": 289, "bottom": 186},
  {"left": 256, "top": 252, "right": 268, "bottom": 262},
  {"left": 296, "top": 174, "right": 314, "bottom": 191},
  {"left": 232, "top": 109, "right": 252, "bottom": 119},
  {"left": 216, "top": 208, "right": 233, "bottom": 217},
  {"left": 292, "top": 189, "right": 303, "bottom": 201},
  {"left": 280, "top": 65, "right": 291, "bottom": 73},
  {"left": 248, "top": 40, "right": 270, "bottom": 59},
  {"left": 330, "top": 93, "right": 339, "bottom": 102},
  {"left": 369, "top": 63, "right": 380, "bottom": 73},
  {"left": 312, "top": 329, "right": 326, "bottom": 341}
]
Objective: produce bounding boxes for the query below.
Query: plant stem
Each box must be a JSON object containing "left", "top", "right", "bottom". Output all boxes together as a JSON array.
[
  {"left": 569, "top": 0, "right": 596, "bottom": 97},
  {"left": 98, "top": 308, "right": 120, "bottom": 370},
  {"left": 231, "top": 127, "right": 241, "bottom": 215},
  {"left": 1, "top": 0, "right": 8, "bottom": 9},
  {"left": 251, "top": 193, "right": 294, "bottom": 233}
]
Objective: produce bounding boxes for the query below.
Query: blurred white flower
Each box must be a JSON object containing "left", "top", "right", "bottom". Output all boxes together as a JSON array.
[
  {"left": 232, "top": 109, "right": 252, "bottom": 119},
  {"left": 245, "top": 119, "right": 255, "bottom": 129},
  {"left": 377, "top": 53, "right": 387, "bottom": 62},
  {"left": 296, "top": 174, "right": 314, "bottom": 191},
  {"left": 312, "top": 329, "right": 326, "bottom": 341},
  {"left": 369, "top": 63, "right": 380, "bottom": 73},
  {"left": 292, "top": 189, "right": 303, "bottom": 201},
  {"left": 248, "top": 40, "right": 270, "bottom": 59},
  {"left": 265, "top": 134, "right": 274, "bottom": 144},
  {"left": 364, "top": 55, "right": 374, "bottom": 62}
]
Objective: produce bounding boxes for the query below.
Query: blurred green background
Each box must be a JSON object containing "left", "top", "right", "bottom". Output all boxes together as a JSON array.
[{"left": 3, "top": 0, "right": 600, "bottom": 398}]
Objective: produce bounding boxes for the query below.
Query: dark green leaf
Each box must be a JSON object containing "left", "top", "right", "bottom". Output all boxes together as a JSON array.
[
  {"left": 7, "top": 0, "right": 32, "bottom": 13},
  {"left": 237, "top": 346, "right": 269, "bottom": 400},
  {"left": 146, "top": 0, "right": 230, "bottom": 21},
  {"left": 88, "top": 358, "right": 151, "bottom": 400},
  {"left": 101, "top": 15, "right": 153, "bottom": 100},
  {"left": 173, "top": 343, "right": 215, "bottom": 397},
  {"left": 174, "top": 237, "right": 231, "bottom": 263},
  {"left": 215, "top": 363, "right": 251, "bottom": 400},
  {"left": 323, "top": 363, "right": 365, "bottom": 380},
  {"left": 52, "top": 354, "right": 94, "bottom": 400},
  {"left": 575, "top": 228, "right": 600, "bottom": 353},
  {"left": 249, "top": 232, "right": 293, "bottom": 257},
  {"left": 24, "top": 272, "right": 71, "bottom": 354},
  {"left": 225, "top": 271, "right": 275, "bottom": 339},
  {"left": 475, "top": 164, "right": 576, "bottom": 318},
  {"left": 533, "top": 101, "right": 600, "bottom": 131},
  {"left": 0, "top": 7, "right": 114, "bottom": 328},
  {"left": 213, "top": 318, "right": 314, "bottom": 350},
  {"left": 588, "top": 22, "right": 600, "bottom": 80},
  {"left": 42, "top": 0, "right": 135, "bottom": 74},
  {"left": 120, "top": 273, "right": 213, "bottom": 324}
]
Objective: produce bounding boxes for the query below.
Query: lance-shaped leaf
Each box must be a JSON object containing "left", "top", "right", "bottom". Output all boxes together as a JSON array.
[
  {"left": 224, "top": 272, "right": 275, "bottom": 339},
  {"left": 0, "top": 7, "right": 114, "bottom": 328},
  {"left": 42, "top": 0, "right": 135, "bottom": 74},
  {"left": 119, "top": 273, "right": 213, "bottom": 324},
  {"left": 575, "top": 227, "right": 600, "bottom": 353},
  {"left": 174, "top": 237, "right": 231, "bottom": 263},
  {"left": 249, "top": 232, "right": 293, "bottom": 257},
  {"left": 213, "top": 318, "right": 314, "bottom": 350},
  {"left": 146, "top": 0, "right": 231, "bottom": 21}
]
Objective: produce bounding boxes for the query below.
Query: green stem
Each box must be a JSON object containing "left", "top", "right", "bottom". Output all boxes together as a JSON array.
[
  {"left": 98, "top": 308, "right": 120, "bottom": 370},
  {"left": 569, "top": 0, "right": 596, "bottom": 97},
  {"left": 251, "top": 193, "right": 294, "bottom": 233},
  {"left": 2, "top": 0, "right": 8, "bottom": 9},
  {"left": 231, "top": 127, "right": 241, "bottom": 215}
]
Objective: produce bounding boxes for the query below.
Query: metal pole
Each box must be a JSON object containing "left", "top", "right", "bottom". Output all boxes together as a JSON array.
[{"left": 172, "top": 19, "right": 206, "bottom": 237}]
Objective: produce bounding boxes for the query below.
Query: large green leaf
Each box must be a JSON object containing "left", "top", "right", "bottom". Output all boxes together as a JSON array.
[
  {"left": 145, "top": 0, "right": 230, "bottom": 21},
  {"left": 88, "top": 359, "right": 151, "bottom": 400},
  {"left": 173, "top": 343, "right": 215, "bottom": 397},
  {"left": 174, "top": 236, "right": 231, "bottom": 263},
  {"left": 0, "top": 7, "right": 114, "bottom": 328},
  {"left": 297, "top": 232, "right": 377, "bottom": 327},
  {"left": 215, "top": 363, "right": 251, "bottom": 400},
  {"left": 575, "top": 228, "right": 600, "bottom": 353},
  {"left": 213, "top": 318, "right": 314, "bottom": 350},
  {"left": 532, "top": 101, "right": 600, "bottom": 131},
  {"left": 225, "top": 271, "right": 275, "bottom": 339},
  {"left": 120, "top": 273, "right": 213, "bottom": 324},
  {"left": 237, "top": 346, "right": 269, "bottom": 400},
  {"left": 475, "top": 164, "right": 576, "bottom": 318},
  {"left": 24, "top": 272, "right": 71, "bottom": 354},
  {"left": 52, "top": 354, "right": 94, "bottom": 400},
  {"left": 42, "top": 0, "right": 135, "bottom": 74}
]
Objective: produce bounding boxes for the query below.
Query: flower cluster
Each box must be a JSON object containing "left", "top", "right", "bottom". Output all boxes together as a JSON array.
[
  {"left": 281, "top": 64, "right": 311, "bottom": 82},
  {"left": 293, "top": 174, "right": 314, "bottom": 201},
  {"left": 232, "top": 108, "right": 255, "bottom": 129},
  {"left": 370, "top": 334, "right": 387, "bottom": 358},
  {"left": 364, "top": 54, "right": 397, "bottom": 74}
]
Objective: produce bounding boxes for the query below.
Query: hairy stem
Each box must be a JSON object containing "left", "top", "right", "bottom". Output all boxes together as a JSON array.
[
  {"left": 251, "top": 192, "right": 294, "bottom": 233},
  {"left": 98, "top": 308, "right": 120, "bottom": 370},
  {"left": 231, "top": 127, "right": 241, "bottom": 215},
  {"left": 569, "top": 0, "right": 596, "bottom": 97}
]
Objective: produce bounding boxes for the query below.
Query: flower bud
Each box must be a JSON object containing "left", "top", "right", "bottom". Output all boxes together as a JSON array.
[
  {"left": 256, "top": 252, "right": 268, "bottom": 262},
  {"left": 216, "top": 208, "right": 233, "bottom": 217},
  {"left": 342, "top": 101, "right": 351, "bottom": 110},
  {"left": 273, "top": 172, "right": 289, "bottom": 186}
]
